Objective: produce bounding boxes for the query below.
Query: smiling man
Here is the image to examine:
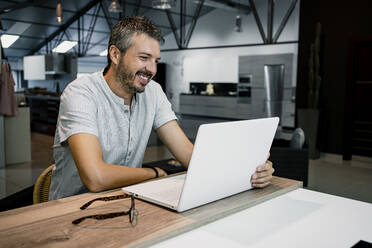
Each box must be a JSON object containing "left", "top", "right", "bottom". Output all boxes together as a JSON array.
[{"left": 49, "top": 17, "right": 274, "bottom": 200}]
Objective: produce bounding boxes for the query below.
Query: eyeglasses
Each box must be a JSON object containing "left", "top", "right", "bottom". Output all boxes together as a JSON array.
[{"left": 72, "top": 194, "right": 138, "bottom": 227}]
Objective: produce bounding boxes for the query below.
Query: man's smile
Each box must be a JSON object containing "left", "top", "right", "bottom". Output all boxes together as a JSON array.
[{"left": 136, "top": 71, "right": 153, "bottom": 85}]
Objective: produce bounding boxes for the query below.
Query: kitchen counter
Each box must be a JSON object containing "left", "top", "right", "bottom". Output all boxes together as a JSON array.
[
  {"left": 179, "top": 94, "right": 260, "bottom": 120},
  {"left": 25, "top": 94, "right": 60, "bottom": 101},
  {"left": 180, "top": 93, "right": 239, "bottom": 97},
  {"left": 179, "top": 94, "right": 295, "bottom": 128}
]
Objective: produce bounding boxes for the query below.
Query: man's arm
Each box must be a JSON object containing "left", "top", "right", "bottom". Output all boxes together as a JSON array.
[
  {"left": 155, "top": 120, "right": 194, "bottom": 168},
  {"left": 68, "top": 133, "right": 164, "bottom": 192}
]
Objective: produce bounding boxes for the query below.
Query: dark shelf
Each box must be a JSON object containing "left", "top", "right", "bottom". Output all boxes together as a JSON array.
[{"left": 26, "top": 95, "right": 60, "bottom": 136}]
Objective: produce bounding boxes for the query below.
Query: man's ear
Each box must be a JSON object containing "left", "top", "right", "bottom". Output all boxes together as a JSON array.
[{"left": 108, "top": 45, "right": 121, "bottom": 65}]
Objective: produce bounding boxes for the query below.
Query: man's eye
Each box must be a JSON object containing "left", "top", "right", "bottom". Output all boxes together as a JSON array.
[{"left": 140, "top": 56, "right": 148, "bottom": 60}]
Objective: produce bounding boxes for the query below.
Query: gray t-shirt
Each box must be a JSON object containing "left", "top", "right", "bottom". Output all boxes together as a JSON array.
[{"left": 49, "top": 71, "right": 177, "bottom": 200}]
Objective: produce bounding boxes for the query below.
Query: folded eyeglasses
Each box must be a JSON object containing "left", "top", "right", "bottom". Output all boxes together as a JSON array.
[{"left": 72, "top": 194, "right": 138, "bottom": 227}]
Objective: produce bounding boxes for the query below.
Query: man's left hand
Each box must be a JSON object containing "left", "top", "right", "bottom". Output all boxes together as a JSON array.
[{"left": 251, "top": 160, "right": 274, "bottom": 188}]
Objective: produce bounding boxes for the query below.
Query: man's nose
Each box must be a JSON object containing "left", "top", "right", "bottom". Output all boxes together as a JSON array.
[{"left": 146, "top": 61, "right": 157, "bottom": 75}]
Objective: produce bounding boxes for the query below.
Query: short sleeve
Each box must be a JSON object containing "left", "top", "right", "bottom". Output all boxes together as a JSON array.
[
  {"left": 55, "top": 81, "right": 98, "bottom": 145},
  {"left": 153, "top": 83, "right": 177, "bottom": 130}
]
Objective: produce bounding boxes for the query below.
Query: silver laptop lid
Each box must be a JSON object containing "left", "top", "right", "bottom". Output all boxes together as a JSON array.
[{"left": 177, "top": 117, "right": 279, "bottom": 212}]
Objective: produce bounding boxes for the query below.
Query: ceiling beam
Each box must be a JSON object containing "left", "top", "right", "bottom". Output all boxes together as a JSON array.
[
  {"left": 0, "top": 32, "right": 43, "bottom": 40},
  {"left": 184, "top": 0, "right": 204, "bottom": 48},
  {"left": 180, "top": 0, "right": 186, "bottom": 47},
  {"left": 248, "top": 0, "right": 267, "bottom": 43},
  {"left": 0, "top": 0, "right": 115, "bottom": 20},
  {"left": 100, "top": 1, "right": 114, "bottom": 31},
  {"left": 1, "top": 17, "right": 113, "bottom": 35},
  {"left": 83, "top": 4, "right": 101, "bottom": 55},
  {"left": 165, "top": 10, "right": 181, "bottom": 49},
  {"left": 0, "top": 0, "right": 196, "bottom": 18},
  {"left": 0, "top": 0, "right": 48, "bottom": 14},
  {"left": 29, "top": 0, "right": 102, "bottom": 55},
  {"left": 53, "top": 32, "right": 64, "bottom": 50},
  {"left": 85, "top": 34, "right": 109, "bottom": 53},
  {"left": 63, "top": 30, "right": 78, "bottom": 54},
  {"left": 3, "top": 47, "right": 30, "bottom": 51},
  {"left": 273, "top": 0, "right": 298, "bottom": 43},
  {"left": 267, "top": 0, "right": 274, "bottom": 43}
]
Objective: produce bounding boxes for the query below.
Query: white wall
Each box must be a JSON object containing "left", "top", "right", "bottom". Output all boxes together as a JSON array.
[{"left": 160, "top": 0, "right": 300, "bottom": 112}]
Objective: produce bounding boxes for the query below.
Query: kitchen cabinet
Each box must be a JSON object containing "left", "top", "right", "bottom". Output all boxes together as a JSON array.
[
  {"left": 23, "top": 54, "right": 77, "bottom": 80},
  {"left": 26, "top": 95, "right": 60, "bottom": 135}
]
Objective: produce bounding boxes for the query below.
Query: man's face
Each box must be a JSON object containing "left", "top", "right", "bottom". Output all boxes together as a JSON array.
[{"left": 115, "top": 33, "right": 161, "bottom": 93}]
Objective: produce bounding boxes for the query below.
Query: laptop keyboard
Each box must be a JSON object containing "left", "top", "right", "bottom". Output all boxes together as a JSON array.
[
  {"left": 149, "top": 183, "right": 184, "bottom": 206},
  {"left": 127, "top": 174, "right": 186, "bottom": 207}
]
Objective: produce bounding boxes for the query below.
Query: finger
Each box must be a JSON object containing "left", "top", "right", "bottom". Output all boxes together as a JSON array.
[
  {"left": 256, "top": 160, "right": 273, "bottom": 172},
  {"left": 252, "top": 181, "right": 270, "bottom": 188},
  {"left": 252, "top": 174, "right": 273, "bottom": 184},
  {"left": 267, "top": 152, "right": 270, "bottom": 160},
  {"left": 252, "top": 167, "right": 275, "bottom": 180}
]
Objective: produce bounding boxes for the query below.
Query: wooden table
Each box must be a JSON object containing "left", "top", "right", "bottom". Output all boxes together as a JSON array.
[{"left": 0, "top": 176, "right": 301, "bottom": 248}]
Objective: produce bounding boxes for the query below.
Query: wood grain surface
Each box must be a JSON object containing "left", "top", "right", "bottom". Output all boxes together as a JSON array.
[{"left": 0, "top": 176, "right": 302, "bottom": 248}]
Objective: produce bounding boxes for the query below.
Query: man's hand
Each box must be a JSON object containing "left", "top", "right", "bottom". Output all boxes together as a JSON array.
[
  {"left": 153, "top": 167, "right": 167, "bottom": 177},
  {"left": 251, "top": 160, "right": 274, "bottom": 188}
]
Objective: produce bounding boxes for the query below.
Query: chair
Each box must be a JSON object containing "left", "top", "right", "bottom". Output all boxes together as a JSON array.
[{"left": 33, "top": 164, "right": 55, "bottom": 204}]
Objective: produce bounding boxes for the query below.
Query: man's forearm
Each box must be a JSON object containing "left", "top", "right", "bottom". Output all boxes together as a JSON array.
[
  {"left": 80, "top": 162, "right": 158, "bottom": 192},
  {"left": 68, "top": 133, "right": 158, "bottom": 193}
]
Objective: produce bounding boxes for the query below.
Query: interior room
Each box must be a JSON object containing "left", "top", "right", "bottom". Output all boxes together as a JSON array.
[{"left": 0, "top": 0, "right": 371, "bottom": 247}]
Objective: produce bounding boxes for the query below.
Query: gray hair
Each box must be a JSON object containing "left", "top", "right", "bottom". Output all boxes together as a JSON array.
[{"left": 104, "top": 16, "right": 164, "bottom": 74}]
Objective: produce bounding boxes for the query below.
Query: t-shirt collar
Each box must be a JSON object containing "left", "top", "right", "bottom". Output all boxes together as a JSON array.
[{"left": 99, "top": 70, "right": 137, "bottom": 107}]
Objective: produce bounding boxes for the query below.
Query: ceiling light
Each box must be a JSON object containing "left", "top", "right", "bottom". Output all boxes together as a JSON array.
[
  {"left": 108, "top": 0, "right": 122, "bottom": 13},
  {"left": 99, "top": 49, "right": 108, "bottom": 56},
  {"left": 56, "top": 1, "right": 62, "bottom": 23},
  {"left": 1, "top": 34, "right": 20, "bottom": 48},
  {"left": 52, "top": 41, "right": 77, "bottom": 53},
  {"left": 152, "top": 0, "right": 176, "bottom": 9}
]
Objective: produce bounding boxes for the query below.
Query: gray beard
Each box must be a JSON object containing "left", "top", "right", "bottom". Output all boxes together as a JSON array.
[{"left": 116, "top": 59, "right": 145, "bottom": 94}]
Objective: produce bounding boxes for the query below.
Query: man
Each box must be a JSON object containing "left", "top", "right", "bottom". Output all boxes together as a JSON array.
[{"left": 49, "top": 17, "right": 274, "bottom": 200}]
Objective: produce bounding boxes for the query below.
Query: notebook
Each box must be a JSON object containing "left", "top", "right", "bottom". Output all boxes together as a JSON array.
[{"left": 122, "top": 117, "right": 279, "bottom": 212}]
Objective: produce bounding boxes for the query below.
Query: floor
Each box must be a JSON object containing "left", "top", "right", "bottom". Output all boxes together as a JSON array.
[
  {"left": 1, "top": 133, "right": 372, "bottom": 205},
  {"left": 0, "top": 133, "right": 54, "bottom": 199},
  {"left": 307, "top": 154, "right": 372, "bottom": 203}
]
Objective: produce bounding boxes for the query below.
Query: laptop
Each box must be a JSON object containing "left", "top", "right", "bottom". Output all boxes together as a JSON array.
[{"left": 122, "top": 117, "right": 279, "bottom": 212}]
